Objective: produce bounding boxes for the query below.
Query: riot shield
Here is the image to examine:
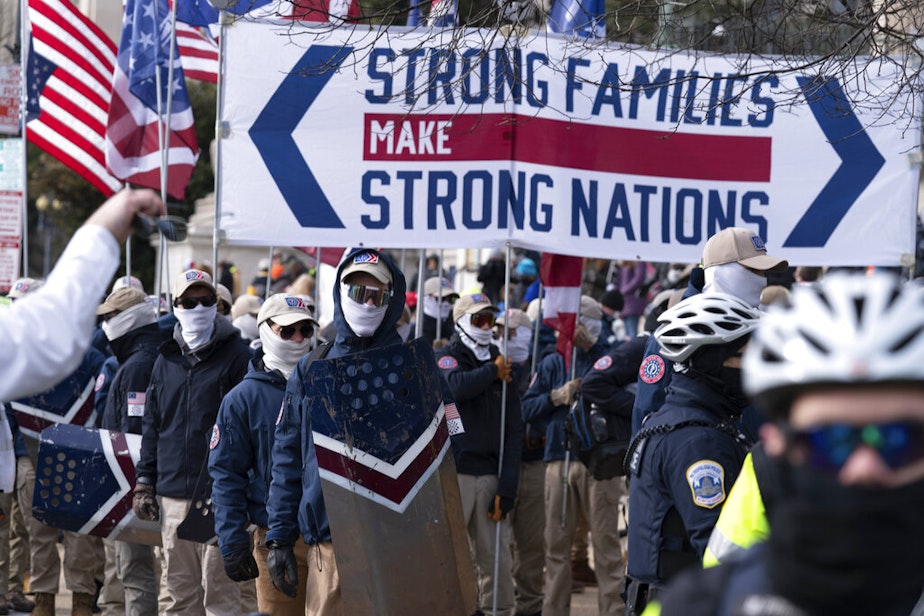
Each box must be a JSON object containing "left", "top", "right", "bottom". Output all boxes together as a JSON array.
[
  {"left": 34, "top": 424, "right": 161, "bottom": 545},
  {"left": 305, "top": 336, "right": 476, "bottom": 614}
]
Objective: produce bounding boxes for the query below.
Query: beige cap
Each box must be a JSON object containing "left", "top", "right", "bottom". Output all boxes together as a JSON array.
[
  {"left": 424, "top": 277, "right": 458, "bottom": 299},
  {"left": 496, "top": 308, "right": 532, "bottom": 329},
  {"left": 8, "top": 277, "right": 43, "bottom": 299},
  {"left": 257, "top": 294, "right": 319, "bottom": 328},
  {"left": 702, "top": 228, "right": 788, "bottom": 273},
  {"left": 111, "top": 275, "right": 144, "bottom": 293},
  {"left": 341, "top": 251, "right": 392, "bottom": 286},
  {"left": 98, "top": 287, "right": 149, "bottom": 316},
  {"left": 172, "top": 269, "right": 214, "bottom": 298},
  {"left": 216, "top": 284, "right": 233, "bottom": 313},
  {"left": 580, "top": 295, "right": 602, "bottom": 320},
  {"left": 231, "top": 294, "right": 263, "bottom": 321},
  {"left": 526, "top": 298, "right": 543, "bottom": 322},
  {"left": 453, "top": 293, "right": 499, "bottom": 321}
]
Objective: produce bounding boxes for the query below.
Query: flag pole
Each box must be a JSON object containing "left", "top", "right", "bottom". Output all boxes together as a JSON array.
[
  {"left": 212, "top": 12, "right": 229, "bottom": 281},
  {"left": 19, "top": 0, "right": 29, "bottom": 277},
  {"left": 435, "top": 249, "right": 443, "bottom": 342},
  {"left": 265, "top": 246, "right": 274, "bottom": 300},
  {"left": 491, "top": 241, "right": 513, "bottom": 616},
  {"left": 414, "top": 251, "right": 425, "bottom": 335}
]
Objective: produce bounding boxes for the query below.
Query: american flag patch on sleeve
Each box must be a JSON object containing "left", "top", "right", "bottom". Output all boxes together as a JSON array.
[
  {"left": 127, "top": 392, "right": 146, "bottom": 417},
  {"left": 444, "top": 402, "right": 464, "bottom": 436}
]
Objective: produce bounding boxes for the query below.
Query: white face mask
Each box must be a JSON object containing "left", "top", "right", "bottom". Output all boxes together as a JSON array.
[
  {"left": 457, "top": 313, "right": 494, "bottom": 361},
  {"left": 422, "top": 295, "right": 452, "bottom": 320},
  {"left": 500, "top": 325, "right": 532, "bottom": 363},
  {"left": 259, "top": 322, "right": 313, "bottom": 378},
  {"left": 174, "top": 303, "right": 217, "bottom": 350},
  {"left": 232, "top": 314, "right": 259, "bottom": 341},
  {"left": 580, "top": 315, "right": 603, "bottom": 342},
  {"left": 340, "top": 286, "right": 388, "bottom": 337},
  {"left": 102, "top": 302, "right": 157, "bottom": 341},
  {"left": 704, "top": 262, "right": 767, "bottom": 308}
]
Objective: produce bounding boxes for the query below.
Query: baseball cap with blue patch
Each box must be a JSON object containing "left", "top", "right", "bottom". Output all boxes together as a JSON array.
[
  {"left": 702, "top": 227, "right": 788, "bottom": 273},
  {"left": 341, "top": 251, "right": 392, "bottom": 286},
  {"left": 453, "top": 293, "right": 499, "bottom": 321},
  {"left": 171, "top": 269, "right": 214, "bottom": 298},
  {"left": 257, "top": 293, "right": 319, "bottom": 327},
  {"left": 8, "top": 277, "right": 43, "bottom": 299}
]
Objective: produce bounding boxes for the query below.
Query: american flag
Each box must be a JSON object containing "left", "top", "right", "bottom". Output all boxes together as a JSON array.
[
  {"left": 25, "top": 0, "right": 123, "bottom": 195},
  {"left": 547, "top": 0, "right": 605, "bottom": 37},
  {"left": 428, "top": 0, "right": 456, "bottom": 27},
  {"left": 176, "top": 23, "right": 218, "bottom": 84},
  {"left": 105, "top": 0, "right": 199, "bottom": 199},
  {"left": 540, "top": 253, "right": 584, "bottom": 372}
]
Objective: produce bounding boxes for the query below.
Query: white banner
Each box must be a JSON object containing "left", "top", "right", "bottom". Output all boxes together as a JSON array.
[{"left": 220, "top": 23, "right": 921, "bottom": 266}]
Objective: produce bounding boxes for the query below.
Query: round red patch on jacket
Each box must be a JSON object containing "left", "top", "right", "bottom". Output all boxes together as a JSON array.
[
  {"left": 639, "top": 354, "right": 666, "bottom": 384},
  {"left": 594, "top": 355, "right": 613, "bottom": 370},
  {"left": 438, "top": 356, "right": 459, "bottom": 370},
  {"left": 209, "top": 424, "right": 220, "bottom": 449}
]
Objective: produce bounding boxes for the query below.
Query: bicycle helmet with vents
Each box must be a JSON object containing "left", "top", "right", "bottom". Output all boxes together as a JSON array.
[
  {"left": 743, "top": 272, "right": 924, "bottom": 416},
  {"left": 654, "top": 293, "right": 761, "bottom": 364}
]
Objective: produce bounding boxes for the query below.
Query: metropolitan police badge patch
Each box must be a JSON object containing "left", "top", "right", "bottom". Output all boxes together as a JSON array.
[
  {"left": 686, "top": 459, "right": 726, "bottom": 509},
  {"left": 593, "top": 355, "right": 612, "bottom": 370}
]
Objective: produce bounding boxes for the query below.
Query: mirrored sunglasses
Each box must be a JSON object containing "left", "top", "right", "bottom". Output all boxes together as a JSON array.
[
  {"left": 470, "top": 312, "right": 497, "bottom": 328},
  {"left": 787, "top": 421, "right": 924, "bottom": 473},
  {"left": 344, "top": 284, "right": 391, "bottom": 308}
]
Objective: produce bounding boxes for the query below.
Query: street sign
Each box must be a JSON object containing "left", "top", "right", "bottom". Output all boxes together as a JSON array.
[
  {"left": 0, "top": 64, "right": 19, "bottom": 135},
  {"left": 220, "top": 24, "right": 921, "bottom": 266}
]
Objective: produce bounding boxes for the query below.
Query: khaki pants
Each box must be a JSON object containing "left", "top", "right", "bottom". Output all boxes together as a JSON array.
[
  {"left": 510, "top": 460, "right": 545, "bottom": 614},
  {"left": 0, "top": 491, "right": 28, "bottom": 595},
  {"left": 253, "top": 526, "right": 309, "bottom": 616},
  {"left": 305, "top": 541, "right": 342, "bottom": 616},
  {"left": 458, "top": 473, "right": 515, "bottom": 616},
  {"left": 542, "top": 460, "right": 626, "bottom": 616},
  {"left": 160, "top": 496, "right": 256, "bottom": 616}
]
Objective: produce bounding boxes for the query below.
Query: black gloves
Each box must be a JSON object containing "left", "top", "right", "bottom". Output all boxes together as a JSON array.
[
  {"left": 223, "top": 549, "right": 259, "bottom": 582},
  {"left": 487, "top": 494, "right": 516, "bottom": 521},
  {"left": 266, "top": 540, "right": 298, "bottom": 597},
  {"left": 132, "top": 483, "right": 159, "bottom": 522}
]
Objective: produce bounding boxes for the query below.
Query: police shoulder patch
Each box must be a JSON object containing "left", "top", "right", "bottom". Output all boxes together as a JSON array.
[
  {"left": 593, "top": 355, "right": 613, "bottom": 371},
  {"left": 94, "top": 373, "right": 106, "bottom": 392},
  {"left": 209, "top": 424, "right": 220, "bottom": 450},
  {"left": 686, "top": 459, "right": 726, "bottom": 509},
  {"left": 437, "top": 356, "right": 458, "bottom": 370},
  {"left": 639, "top": 354, "right": 666, "bottom": 384}
]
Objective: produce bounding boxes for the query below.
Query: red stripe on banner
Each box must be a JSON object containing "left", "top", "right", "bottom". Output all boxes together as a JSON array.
[
  {"left": 91, "top": 431, "right": 136, "bottom": 537},
  {"left": 540, "top": 253, "right": 583, "bottom": 290},
  {"left": 316, "top": 420, "right": 449, "bottom": 506},
  {"left": 13, "top": 410, "right": 53, "bottom": 435},
  {"left": 364, "top": 113, "right": 772, "bottom": 182}
]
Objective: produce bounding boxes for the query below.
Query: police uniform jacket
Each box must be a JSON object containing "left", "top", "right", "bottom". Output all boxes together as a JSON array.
[
  {"left": 136, "top": 317, "right": 252, "bottom": 498},
  {"left": 521, "top": 340, "right": 606, "bottom": 463},
  {"left": 435, "top": 337, "right": 523, "bottom": 502},
  {"left": 209, "top": 352, "right": 286, "bottom": 557},
  {"left": 266, "top": 249, "right": 407, "bottom": 547},
  {"left": 626, "top": 372, "right": 750, "bottom": 586},
  {"left": 101, "top": 323, "right": 160, "bottom": 435},
  {"left": 581, "top": 335, "right": 647, "bottom": 416}
]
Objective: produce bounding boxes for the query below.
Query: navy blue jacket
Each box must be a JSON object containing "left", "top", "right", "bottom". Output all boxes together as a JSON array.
[
  {"left": 209, "top": 353, "right": 286, "bottom": 557},
  {"left": 136, "top": 317, "right": 252, "bottom": 498},
  {"left": 626, "top": 373, "right": 750, "bottom": 586},
  {"left": 581, "top": 335, "right": 647, "bottom": 417},
  {"left": 435, "top": 337, "right": 523, "bottom": 500},
  {"left": 521, "top": 340, "right": 606, "bottom": 463},
  {"left": 101, "top": 324, "right": 160, "bottom": 435},
  {"left": 267, "top": 249, "right": 407, "bottom": 547}
]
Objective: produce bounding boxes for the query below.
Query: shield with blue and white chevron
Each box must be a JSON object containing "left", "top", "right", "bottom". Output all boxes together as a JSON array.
[
  {"left": 305, "top": 337, "right": 476, "bottom": 614},
  {"left": 33, "top": 424, "right": 161, "bottom": 545}
]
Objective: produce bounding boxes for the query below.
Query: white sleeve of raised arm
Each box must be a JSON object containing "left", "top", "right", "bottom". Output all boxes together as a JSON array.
[{"left": 0, "top": 224, "right": 119, "bottom": 401}]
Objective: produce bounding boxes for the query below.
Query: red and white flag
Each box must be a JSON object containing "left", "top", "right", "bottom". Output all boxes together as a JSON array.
[
  {"left": 25, "top": 0, "right": 123, "bottom": 195},
  {"left": 176, "top": 23, "right": 218, "bottom": 83},
  {"left": 540, "top": 253, "right": 583, "bottom": 372}
]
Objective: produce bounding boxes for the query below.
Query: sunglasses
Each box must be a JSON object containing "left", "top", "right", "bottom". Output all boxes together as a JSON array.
[
  {"left": 173, "top": 295, "right": 218, "bottom": 310},
  {"left": 272, "top": 322, "right": 315, "bottom": 341},
  {"left": 470, "top": 312, "right": 497, "bottom": 328},
  {"left": 344, "top": 284, "right": 392, "bottom": 308},
  {"left": 787, "top": 421, "right": 924, "bottom": 473}
]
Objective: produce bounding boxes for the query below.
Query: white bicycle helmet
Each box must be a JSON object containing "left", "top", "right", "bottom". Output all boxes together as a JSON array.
[
  {"left": 654, "top": 292, "right": 761, "bottom": 363},
  {"left": 743, "top": 272, "right": 924, "bottom": 415}
]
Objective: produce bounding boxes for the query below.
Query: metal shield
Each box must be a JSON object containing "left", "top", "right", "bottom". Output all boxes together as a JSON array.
[
  {"left": 33, "top": 424, "right": 161, "bottom": 545},
  {"left": 306, "top": 337, "right": 476, "bottom": 614}
]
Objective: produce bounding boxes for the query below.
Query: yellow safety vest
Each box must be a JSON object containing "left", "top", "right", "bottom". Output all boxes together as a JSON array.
[{"left": 702, "top": 452, "right": 769, "bottom": 568}]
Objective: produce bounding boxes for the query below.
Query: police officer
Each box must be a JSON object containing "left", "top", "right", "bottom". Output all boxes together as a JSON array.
[
  {"left": 650, "top": 273, "right": 924, "bottom": 616},
  {"left": 208, "top": 294, "right": 318, "bottom": 615},
  {"left": 624, "top": 293, "right": 759, "bottom": 615}
]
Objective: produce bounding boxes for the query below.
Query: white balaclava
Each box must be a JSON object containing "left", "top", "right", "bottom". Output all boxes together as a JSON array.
[
  {"left": 457, "top": 313, "right": 494, "bottom": 361},
  {"left": 704, "top": 262, "right": 766, "bottom": 308}
]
